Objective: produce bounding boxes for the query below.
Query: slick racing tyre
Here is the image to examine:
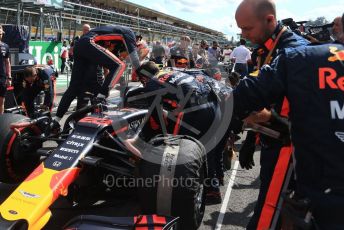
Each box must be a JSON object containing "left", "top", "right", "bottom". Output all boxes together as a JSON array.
[
  {"left": 0, "top": 215, "right": 28, "bottom": 230},
  {"left": 138, "top": 135, "right": 206, "bottom": 230},
  {"left": 0, "top": 114, "right": 42, "bottom": 183}
]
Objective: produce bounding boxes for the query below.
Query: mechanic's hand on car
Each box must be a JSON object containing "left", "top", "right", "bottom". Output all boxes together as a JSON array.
[
  {"left": 123, "top": 137, "right": 142, "bottom": 159},
  {"left": 239, "top": 131, "right": 256, "bottom": 170}
]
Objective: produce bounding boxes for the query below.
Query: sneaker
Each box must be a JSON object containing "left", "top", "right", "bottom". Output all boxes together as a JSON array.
[{"left": 205, "top": 191, "right": 222, "bottom": 205}]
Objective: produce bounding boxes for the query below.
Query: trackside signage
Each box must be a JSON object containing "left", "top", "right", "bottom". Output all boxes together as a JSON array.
[{"left": 28, "top": 41, "right": 62, "bottom": 69}]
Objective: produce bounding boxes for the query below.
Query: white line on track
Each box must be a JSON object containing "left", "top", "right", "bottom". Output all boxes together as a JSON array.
[{"left": 215, "top": 160, "right": 240, "bottom": 230}]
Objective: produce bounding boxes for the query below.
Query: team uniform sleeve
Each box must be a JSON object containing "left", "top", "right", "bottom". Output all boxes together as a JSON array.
[
  {"left": 124, "top": 28, "right": 141, "bottom": 69},
  {"left": 232, "top": 53, "right": 288, "bottom": 120}
]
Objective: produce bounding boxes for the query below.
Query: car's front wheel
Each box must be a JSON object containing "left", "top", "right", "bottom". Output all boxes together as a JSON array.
[
  {"left": 0, "top": 114, "right": 42, "bottom": 183},
  {"left": 138, "top": 135, "right": 206, "bottom": 230}
]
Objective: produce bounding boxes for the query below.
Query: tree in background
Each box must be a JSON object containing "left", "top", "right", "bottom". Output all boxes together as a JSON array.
[{"left": 305, "top": 16, "right": 329, "bottom": 27}]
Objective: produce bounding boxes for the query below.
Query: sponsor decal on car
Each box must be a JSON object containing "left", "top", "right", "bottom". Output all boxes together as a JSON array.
[{"left": 19, "top": 190, "right": 40, "bottom": 199}]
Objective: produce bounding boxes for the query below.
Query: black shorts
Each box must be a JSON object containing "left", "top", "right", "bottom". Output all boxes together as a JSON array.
[{"left": 0, "top": 80, "right": 6, "bottom": 97}]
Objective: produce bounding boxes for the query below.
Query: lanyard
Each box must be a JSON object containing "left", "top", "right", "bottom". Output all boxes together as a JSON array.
[{"left": 256, "top": 26, "right": 287, "bottom": 69}]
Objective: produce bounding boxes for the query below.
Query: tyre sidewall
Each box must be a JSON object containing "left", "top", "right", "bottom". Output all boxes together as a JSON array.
[{"left": 138, "top": 135, "right": 206, "bottom": 229}]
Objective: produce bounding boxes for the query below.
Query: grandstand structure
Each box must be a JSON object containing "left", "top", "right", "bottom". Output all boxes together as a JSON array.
[{"left": 0, "top": 0, "right": 228, "bottom": 44}]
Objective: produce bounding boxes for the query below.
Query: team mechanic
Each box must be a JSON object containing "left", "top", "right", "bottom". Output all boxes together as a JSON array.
[
  {"left": 234, "top": 0, "right": 309, "bottom": 228},
  {"left": 53, "top": 25, "right": 141, "bottom": 127},
  {"left": 22, "top": 65, "right": 56, "bottom": 118},
  {"left": 129, "top": 62, "right": 232, "bottom": 204},
  {"left": 232, "top": 30, "right": 344, "bottom": 229}
]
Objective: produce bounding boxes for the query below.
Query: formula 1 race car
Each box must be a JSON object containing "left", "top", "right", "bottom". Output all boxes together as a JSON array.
[{"left": 0, "top": 94, "right": 207, "bottom": 229}]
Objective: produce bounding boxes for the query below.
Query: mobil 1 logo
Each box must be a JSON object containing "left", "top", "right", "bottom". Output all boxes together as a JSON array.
[{"left": 44, "top": 133, "right": 94, "bottom": 170}]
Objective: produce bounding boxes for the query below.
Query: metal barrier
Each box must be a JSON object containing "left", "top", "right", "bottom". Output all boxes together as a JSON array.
[{"left": 0, "top": 1, "right": 228, "bottom": 44}]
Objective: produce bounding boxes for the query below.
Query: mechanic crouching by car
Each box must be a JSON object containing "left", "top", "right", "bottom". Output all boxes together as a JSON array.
[
  {"left": 52, "top": 25, "right": 141, "bottom": 128},
  {"left": 22, "top": 65, "right": 56, "bottom": 118},
  {"left": 129, "top": 61, "right": 233, "bottom": 204}
]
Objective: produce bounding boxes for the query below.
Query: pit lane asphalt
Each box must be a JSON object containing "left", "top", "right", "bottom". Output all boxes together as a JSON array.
[{"left": 201, "top": 140, "right": 261, "bottom": 230}]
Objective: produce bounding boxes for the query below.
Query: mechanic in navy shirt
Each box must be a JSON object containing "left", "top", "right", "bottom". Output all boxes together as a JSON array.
[
  {"left": 22, "top": 65, "right": 56, "bottom": 118},
  {"left": 53, "top": 25, "right": 141, "bottom": 125},
  {"left": 233, "top": 37, "right": 344, "bottom": 229},
  {"left": 234, "top": 1, "right": 309, "bottom": 228}
]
